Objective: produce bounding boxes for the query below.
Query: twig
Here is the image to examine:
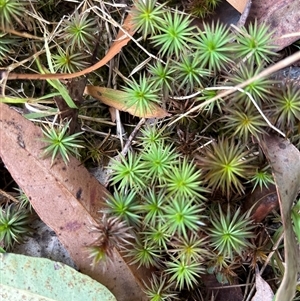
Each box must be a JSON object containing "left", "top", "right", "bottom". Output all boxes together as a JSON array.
[
  {"left": 0, "top": 189, "right": 19, "bottom": 203},
  {"left": 121, "top": 118, "right": 145, "bottom": 156},
  {"left": 168, "top": 51, "right": 300, "bottom": 126},
  {"left": 205, "top": 86, "right": 286, "bottom": 138}
]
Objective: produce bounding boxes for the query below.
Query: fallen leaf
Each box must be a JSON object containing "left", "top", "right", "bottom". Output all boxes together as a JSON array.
[
  {"left": 0, "top": 253, "right": 116, "bottom": 301},
  {"left": 0, "top": 103, "right": 148, "bottom": 301},
  {"left": 259, "top": 134, "right": 300, "bottom": 301},
  {"left": 197, "top": 0, "right": 251, "bottom": 32},
  {"left": 251, "top": 266, "right": 274, "bottom": 301},
  {"left": 6, "top": 13, "right": 137, "bottom": 80},
  {"left": 226, "top": 0, "right": 248, "bottom": 13},
  {"left": 248, "top": 0, "right": 300, "bottom": 51},
  {"left": 243, "top": 184, "right": 278, "bottom": 223},
  {"left": 85, "top": 85, "right": 170, "bottom": 118}
]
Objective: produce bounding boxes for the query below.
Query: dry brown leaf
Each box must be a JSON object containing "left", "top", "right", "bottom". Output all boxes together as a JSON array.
[
  {"left": 6, "top": 13, "right": 136, "bottom": 80},
  {"left": 243, "top": 184, "right": 278, "bottom": 223},
  {"left": 251, "top": 266, "right": 274, "bottom": 301},
  {"left": 226, "top": 0, "right": 248, "bottom": 13},
  {"left": 0, "top": 103, "right": 148, "bottom": 301},
  {"left": 260, "top": 134, "right": 300, "bottom": 301},
  {"left": 248, "top": 0, "right": 300, "bottom": 51},
  {"left": 85, "top": 85, "right": 170, "bottom": 118},
  {"left": 198, "top": 0, "right": 251, "bottom": 32}
]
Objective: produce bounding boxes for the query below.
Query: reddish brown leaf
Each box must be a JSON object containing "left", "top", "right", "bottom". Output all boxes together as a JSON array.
[
  {"left": 248, "top": 0, "right": 300, "bottom": 51},
  {"left": 6, "top": 13, "right": 137, "bottom": 80},
  {"left": 243, "top": 185, "right": 278, "bottom": 223},
  {"left": 0, "top": 103, "right": 148, "bottom": 301}
]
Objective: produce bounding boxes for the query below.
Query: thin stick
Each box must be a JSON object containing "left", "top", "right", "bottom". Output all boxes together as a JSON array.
[
  {"left": 2, "top": 8, "right": 164, "bottom": 81},
  {"left": 0, "top": 27, "right": 44, "bottom": 40},
  {"left": 102, "top": 118, "right": 145, "bottom": 187},
  {"left": 168, "top": 51, "right": 300, "bottom": 126},
  {"left": 204, "top": 86, "right": 285, "bottom": 138},
  {"left": 0, "top": 188, "right": 19, "bottom": 203},
  {"left": 0, "top": 189, "right": 19, "bottom": 203},
  {"left": 121, "top": 118, "right": 145, "bottom": 156}
]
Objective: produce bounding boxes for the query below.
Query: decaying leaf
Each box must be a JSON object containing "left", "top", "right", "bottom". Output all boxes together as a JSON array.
[
  {"left": 260, "top": 134, "right": 300, "bottom": 301},
  {"left": 0, "top": 253, "right": 116, "bottom": 301},
  {"left": 0, "top": 103, "right": 148, "bottom": 301},
  {"left": 251, "top": 266, "right": 274, "bottom": 301},
  {"left": 85, "top": 85, "right": 170, "bottom": 118},
  {"left": 243, "top": 184, "right": 278, "bottom": 223},
  {"left": 5, "top": 13, "right": 137, "bottom": 80},
  {"left": 248, "top": 0, "right": 300, "bottom": 51}
]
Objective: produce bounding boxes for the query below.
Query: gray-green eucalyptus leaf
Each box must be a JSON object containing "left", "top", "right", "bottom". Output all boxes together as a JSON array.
[
  {"left": 260, "top": 134, "right": 300, "bottom": 301},
  {"left": 0, "top": 253, "right": 116, "bottom": 301}
]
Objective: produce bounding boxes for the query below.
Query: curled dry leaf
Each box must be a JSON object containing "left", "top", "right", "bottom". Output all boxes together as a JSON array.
[
  {"left": 243, "top": 184, "right": 278, "bottom": 223},
  {"left": 5, "top": 13, "right": 137, "bottom": 80},
  {"left": 0, "top": 103, "right": 148, "bottom": 301},
  {"left": 259, "top": 134, "right": 300, "bottom": 301},
  {"left": 85, "top": 85, "right": 170, "bottom": 118},
  {"left": 251, "top": 266, "right": 274, "bottom": 301}
]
